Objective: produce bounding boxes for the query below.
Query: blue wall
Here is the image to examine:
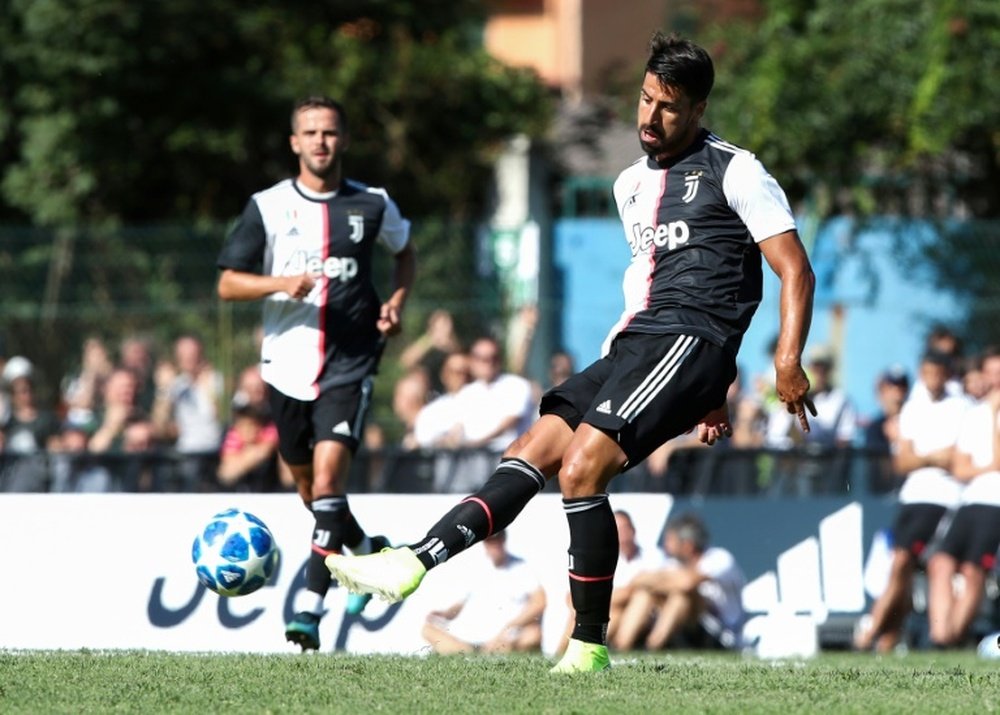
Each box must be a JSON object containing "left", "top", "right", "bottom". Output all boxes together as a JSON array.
[{"left": 552, "top": 217, "right": 965, "bottom": 421}]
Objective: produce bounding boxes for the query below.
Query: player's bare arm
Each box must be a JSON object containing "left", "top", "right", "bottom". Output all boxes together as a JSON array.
[
  {"left": 377, "top": 243, "right": 416, "bottom": 336},
  {"left": 217, "top": 268, "right": 315, "bottom": 302},
  {"left": 760, "top": 229, "right": 816, "bottom": 432}
]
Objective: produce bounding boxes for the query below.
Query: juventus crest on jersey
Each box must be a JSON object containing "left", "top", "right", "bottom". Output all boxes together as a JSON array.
[
  {"left": 217, "top": 178, "right": 410, "bottom": 400},
  {"left": 604, "top": 129, "right": 796, "bottom": 356}
]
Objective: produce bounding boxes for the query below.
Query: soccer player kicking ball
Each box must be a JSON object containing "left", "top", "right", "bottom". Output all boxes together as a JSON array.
[{"left": 328, "top": 32, "right": 816, "bottom": 673}]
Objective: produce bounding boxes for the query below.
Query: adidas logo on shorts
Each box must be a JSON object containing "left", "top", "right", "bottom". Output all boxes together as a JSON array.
[{"left": 595, "top": 400, "right": 612, "bottom": 415}]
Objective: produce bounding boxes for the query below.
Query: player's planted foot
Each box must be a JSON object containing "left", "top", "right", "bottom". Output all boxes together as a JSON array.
[
  {"left": 343, "top": 535, "right": 393, "bottom": 616},
  {"left": 285, "top": 612, "right": 321, "bottom": 651},
  {"left": 549, "top": 638, "right": 611, "bottom": 674},
  {"left": 326, "top": 547, "right": 426, "bottom": 604}
]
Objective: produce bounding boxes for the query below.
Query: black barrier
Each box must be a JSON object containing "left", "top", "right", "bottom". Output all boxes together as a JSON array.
[{"left": 0, "top": 445, "right": 899, "bottom": 497}]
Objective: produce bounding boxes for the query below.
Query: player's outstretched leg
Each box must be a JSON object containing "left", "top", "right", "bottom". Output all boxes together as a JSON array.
[{"left": 326, "top": 457, "right": 546, "bottom": 603}]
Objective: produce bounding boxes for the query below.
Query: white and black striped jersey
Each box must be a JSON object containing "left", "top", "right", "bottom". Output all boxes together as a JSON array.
[
  {"left": 217, "top": 178, "right": 410, "bottom": 400},
  {"left": 604, "top": 129, "right": 796, "bottom": 356}
]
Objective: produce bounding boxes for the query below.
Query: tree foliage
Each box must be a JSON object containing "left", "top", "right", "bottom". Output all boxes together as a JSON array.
[
  {"left": 0, "top": 0, "right": 551, "bottom": 226},
  {"left": 703, "top": 0, "right": 1000, "bottom": 218}
]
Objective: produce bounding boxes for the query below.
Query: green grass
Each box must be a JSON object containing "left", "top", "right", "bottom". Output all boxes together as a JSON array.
[{"left": 3, "top": 650, "right": 1000, "bottom": 714}]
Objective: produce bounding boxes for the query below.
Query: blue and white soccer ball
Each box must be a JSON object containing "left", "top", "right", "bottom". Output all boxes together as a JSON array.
[{"left": 192, "top": 508, "right": 278, "bottom": 597}]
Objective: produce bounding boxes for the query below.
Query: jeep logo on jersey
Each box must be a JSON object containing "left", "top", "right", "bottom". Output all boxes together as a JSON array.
[
  {"left": 286, "top": 252, "right": 359, "bottom": 282},
  {"left": 629, "top": 219, "right": 690, "bottom": 255}
]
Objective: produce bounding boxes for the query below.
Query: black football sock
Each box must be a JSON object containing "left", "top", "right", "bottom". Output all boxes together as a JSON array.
[
  {"left": 306, "top": 495, "right": 349, "bottom": 601},
  {"left": 565, "top": 494, "right": 618, "bottom": 646},
  {"left": 408, "top": 457, "right": 545, "bottom": 570},
  {"left": 341, "top": 510, "right": 367, "bottom": 552}
]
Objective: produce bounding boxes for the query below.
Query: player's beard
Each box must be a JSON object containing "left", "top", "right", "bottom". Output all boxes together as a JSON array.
[{"left": 638, "top": 126, "right": 665, "bottom": 159}]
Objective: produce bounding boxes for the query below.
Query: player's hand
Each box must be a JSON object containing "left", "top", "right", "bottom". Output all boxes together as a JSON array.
[
  {"left": 377, "top": 302, "right": 403, "bottom": 336},
  {"left": 284, "top": 272, "right": 315, "bottom": 300},
  {"left": 775, "top": 362, "right": 816, "bottom": 433},
  {"left": 697, "top": 402, "right": 733, "bottom": 445}
]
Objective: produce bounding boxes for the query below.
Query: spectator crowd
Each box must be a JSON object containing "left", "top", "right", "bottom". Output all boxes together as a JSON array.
[{"left": 0, "top": 319, "right": 994, "bottom": 497}]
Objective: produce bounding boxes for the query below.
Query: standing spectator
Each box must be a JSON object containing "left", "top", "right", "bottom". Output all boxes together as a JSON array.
[
  {"left": 421, "top": 531, "right": 545, "bottom": 655},
  {"left": 216, "top": 95, "right": 416, "bottom": 650},
  {"left": 1, "top": 359, "right": 60, "bottom": 491},
  {"left": 863, "top": 366, "right": 910, "bottom": 454},
  {"left": 854, "top": 351, "right": 968, "bottom": 653},
  {"left": 87, "top": 367, "right": 160, "bottom": 491},
  {"left": 926, "top": 347, "right": 1000, "bottom": 648},
  {"left": 61, "top": 336, "right": 114, "bottom": 430},
  {"left": 426, "top": 336, "right": 534, "bottom": 493},
  {"left": 399, "top": 309, "right": 461, "bottom": 397},
  {"left": 392, "top": 366, "right": 431, "bottom": 450},
  {"left": 767, "top": 345, "right": 854, "bottom": 448},
  {"left": 612, "top": 512, "right": 746, "bottom": 651},
  {"left": 231, "top": 364, "right": 271, "bottom": 415},
  {"left": 547, "top": 349, "right": 575, "bottom": 391},
  {"left": 152, "top": 334, "right": 224, "bottom": 489},
  {"left": 454, "top": 335, "right": 535, "bottom": 451},
  {"left": 216, "top": 403, "right": 280, "bottom": 492},
  {"left": 414, "top": 352, "right": 472, "bottom": 449},
  {"left": 910, "top": 324, "right": 964, "bottom": 402},
  {"left": 119, "top": 336, "right": 158, "bottom": 412}
]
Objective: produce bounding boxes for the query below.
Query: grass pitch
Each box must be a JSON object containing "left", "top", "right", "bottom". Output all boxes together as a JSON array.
[{"left": 3, "top": 650, "right": 1000, "bottom": 714}]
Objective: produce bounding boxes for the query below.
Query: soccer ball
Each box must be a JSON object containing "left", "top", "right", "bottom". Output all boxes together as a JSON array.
[
  {"left": 192, "top": 508, "right": 279, "bottom": 597},
  {"left": 977, "top": 631, "right": 1000, "bottom": 659}
]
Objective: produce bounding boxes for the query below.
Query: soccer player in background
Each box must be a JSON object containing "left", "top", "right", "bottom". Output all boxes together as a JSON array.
[
  {"left": 216, "top": 96, "right": 416, "bottom": 651},
  {"left": 328, "top": 32, "right": 815, "bottom": 672}
]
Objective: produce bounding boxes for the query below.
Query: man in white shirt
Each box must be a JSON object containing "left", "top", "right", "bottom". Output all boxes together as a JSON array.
[
  {"left": 927, "top": 346, "right": 1000, "bottom": 647},
  {"left": 422, "top": 531, "right": 545, "bottom": 654},
  {"left": 612, "top": 512, "right": 745, "bottom": 651},
  {"left": 854, "top": 350, "right": 968, "bottom": 653}
]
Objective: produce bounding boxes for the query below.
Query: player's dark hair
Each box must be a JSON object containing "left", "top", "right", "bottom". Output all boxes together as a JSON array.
[
  {"left": 646, "top": 32, "right": 714, "bottom": 103},
  {"left": 921, "top": 349, "right": 953, "bottom": 370},
  {"left": 667, "top": 512, "right": 709, "bottom": 552},
  {"left": 291, "top": 96, "right": 348, "bottom": 133}
]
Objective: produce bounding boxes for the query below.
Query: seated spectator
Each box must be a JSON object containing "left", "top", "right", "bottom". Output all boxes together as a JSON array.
[
  {"left": 49, "top": 417, "right": 111, "bottom": 493},
  {"left": 612, "top": 512, "right": 746, "bottom": 651},
  {"left": 413, "top": 352, "right": 471, "bottom": 449},
  {"left": 558, "top": 509, "right": 662, "bottom": 655},
  {"left": 90, "top": 368, "right": 150, "bottom": 453},
  {"left": 421, "top": 530, "right": 545, "bottom": 655},
  {"left": 88, "top": 367, "right": 162, "bottom": 490},
  {"left": 217, "top": 403, "right": 280, "bottom": 492},
  {"left": 0, "top": 359, "right": 60, "bottom": 491},
  {"left": 400, "top": 309, "right": 461, "bottom": 397}
]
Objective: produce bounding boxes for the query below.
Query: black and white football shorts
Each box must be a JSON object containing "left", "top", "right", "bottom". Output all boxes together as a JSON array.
[
  {"left": 937, "top": 503, "right": 1000, "bottom": 570},
  {"left": 268, "top": 376, "right": 374, "bottom": 465},
  {"left": 540, "top": 332, "right": 736, "bottom": 469},
  {"left": 891, "top": 503, "right": 949, "bottom": 558}
]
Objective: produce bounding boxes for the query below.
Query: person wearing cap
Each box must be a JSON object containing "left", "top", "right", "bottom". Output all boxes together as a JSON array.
[
  {"left": 1, "top": 359, "right": 61, "bottom": 491},
  {"left": 864, "top": 366, "right": 911, "bottom": 455},
  {"left": 855, "top": 350, "right": 970, "bottom": 653}
]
